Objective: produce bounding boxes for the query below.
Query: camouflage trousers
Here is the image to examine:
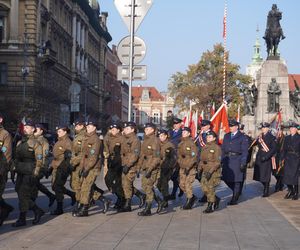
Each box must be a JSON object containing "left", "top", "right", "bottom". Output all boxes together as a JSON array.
[
  {"left": 79, "top": 168, "right": 99, "bottom": 205},
  {"left": 141, "top": 169, "right": 159, "bottom": 203},
  {"left": 0, "top": 169, "right": 8, "bottom": 200},
  {"left": 70, "top": 167, "right": 82, "bottom": 202},
  {"left": 179, "top": 168, "right": 196, "bottom": 198},
  {"left": 15, "top": 174, "right": 37, "bottom": 212},
  {"left": 200, "top": 170, "right": 221, "bottom": 203},
  {"left": 122, "top": 169, "right": 137, "bottom": 199},
  {"left": 105, "top": 167, "right": 124, "bottom": 198},
  {"left": 156, "top": 168, "right": 173, "bottom": 198},
  {"left": 52, "top": 167, "right": 69, "bottom": 203}
]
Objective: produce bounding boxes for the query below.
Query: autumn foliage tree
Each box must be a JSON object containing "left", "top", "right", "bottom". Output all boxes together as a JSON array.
[{"left": 168, "top": 43, "right": 251, "bottom": 118}]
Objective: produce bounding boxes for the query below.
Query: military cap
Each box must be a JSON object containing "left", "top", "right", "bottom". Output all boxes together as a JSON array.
[
  {"left": 35, "top": 123, "right": 47, "bottom": 131},
  {"left": 260, "top": 122, "right": 270, "bottom": 128},
  {"left": 109, "top": 122, "right": 122, "bottom": 130},
  {"left": 182, "top": 127, "right": 191, "bottom": 133},
  {"left": 143, "top": 122, "right": 156, "bottom": 129},
  {"left": 73, "top": 117, "right": 85, "bottom": 126},
  {"left": 201, "top": 119, "right": 211, "bottom": 126},
  {"left": 173, "top": 117, "right": 182, "bottom": 124},
  {"left": 123, "top": 121, "right": 136, "bottom": 128},
  {"left": 85, "top": 117, "right": 97, "bottom": 126},
  {"left": 157, "top": 129, "right": 168, "bottom": 136},
  {"left": 229, "top": 119, "right": 239, "bottom": 127},
  {"left": 55, "top": 124, "right": 68, "bottom": 130},
  {"left": 289, "top": 121, "right": 299, "bottom": 128},
  {"left": 206, "top": 130, "right": 217, "bottom": 138},
  {"left": 239, "top": 124, "right": 245, "bottom": 130},
  {"left": 24, "top": 119, "right": 35, "bottom": 127}
]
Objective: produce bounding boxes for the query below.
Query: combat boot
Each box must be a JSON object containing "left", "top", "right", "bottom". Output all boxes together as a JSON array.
[
  {"left": 12, "top": 212, "right": 26, "bottom": 227},
  {"left": 0, "top": 200, "right": 14, "bottom": 226},
  {"left": 51, "top": 202, "right": 63, "bottom": 215},
  {"left": 284, "top": 186, "right": 294, "bottom": 199},
  {"left": 161, "top": 197, "right": 169, "bottom": 209},
  {"left": 113, "top": 196, "right": 122, "bottom": 209},
  {"left": 31, "top": 205, "right": 45, "bottom": 225},
  {"left": 183, "top": 195, "right": 196, "bottom": 210},
  {"left": 77, "top": 205, "right": 89, "bottom": 217},
  {"left": 154, "top": 194, "right": 163, "bottom": 213},
  {"left": 292, "top": 185, "right": 299, "bottom": 200},
  {"left": 134, "top": 190, "right": 146, "bottom": 208},
  {"left": 65, "top": 189, "right": 76, "bottom": 206},
  {"left": 118, "top": 199, "right": 131, "bottom": 212},
  {"left": 203, "top": 202, "right": 214, "bottom": 213},
  {"left": 138, "top": 202, "right": 152, "bottom": 216},
  {"left": 262, "top": 182, "right": 270, "bottom": 197},
  {"left": 72, "top": 202, "right": 80, "bottom": 216},
  {"left": 213, "top": 196, "right": 220, "bottom": 210}
]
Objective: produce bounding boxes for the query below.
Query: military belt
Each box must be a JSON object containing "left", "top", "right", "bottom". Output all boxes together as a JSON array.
[{"left": 226, "top": 152, "right": 241, "bottom": 156}]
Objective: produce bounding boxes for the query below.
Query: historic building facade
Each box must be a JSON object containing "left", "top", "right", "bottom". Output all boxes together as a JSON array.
[
  {"left": 132, "top": 85, "right": 174, "bottom": 127},
  {"left": 0, "top": 0, "right": 111, "bottom": 130}
]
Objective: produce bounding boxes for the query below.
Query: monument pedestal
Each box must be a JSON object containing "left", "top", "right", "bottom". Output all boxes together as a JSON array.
[{"left": 242, "top": 115, "right": 256, "bottom": 136}]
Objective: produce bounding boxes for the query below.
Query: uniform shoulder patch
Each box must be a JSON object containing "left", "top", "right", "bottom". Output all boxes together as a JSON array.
[
  {"left": 1, "top": 146, "right": 7, "bottom": 153},
  {"left": 191, "top": 151, "right": 196, "bottom": 157},
  {"left": 37, "top": 154, "right": 43, "bottom": 160},
  {"left": 90, "top": 149, "right": 95, "bottom": 155}
]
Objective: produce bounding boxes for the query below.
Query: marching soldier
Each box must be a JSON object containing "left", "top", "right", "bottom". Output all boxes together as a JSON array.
[
  {"left": 50, "top": 125, "right": 75, "bottom": 215},
  {"left": 34, "top": 124, "right": 56, "bottom": 207},
  {"left": 281, "top": 122, "right": 300, "bottom": 200},
  {"left": 13, "top": 120, "right": 45, "bottom": 227},
  {"left": 69, "top": 118, "right": 86, "bottom": 216},
  {"left": 75, "top": 118, "right": 106, "bottom": 216},
  {"left": 222, "top": 120, "right": 248, "bottom": 205},
  {"left": 137, "top": 123, "right": 161, "bottom": 216},
  {"left": 119, "top": 122, "right": 145, "bottom": 212},
  {"left": 156, "top": 129, "right": 176, "bottom": 213},
  {"left": 103, "top": 122, "right": 124, "bottom": 209},
  {"left": 253, "top": 122, "right": 277, "bottom": 197},
  {"left": 178, "top": 127, "right": 198, "bottom": 209},
  {"left": 198, "top": 131, "right": 222, "bottom": 213},
  {"left": 0, "top": 113, "right": 14, "bottom": 226},
  {"left": 168, "top": 117, "right": 184, "bottom": 200}
]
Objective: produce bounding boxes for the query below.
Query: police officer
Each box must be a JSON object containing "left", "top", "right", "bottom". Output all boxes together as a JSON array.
[
  {"left": 178, "top": 127, "right": 198, "bottom": 209},
  {"left": 34, "top": 123, "right": 56, "bottom": 207},
  {"left": 50, "top": 125, "right": 75, "bottom": 215},
  {"left": 0, "top": 113, "right": 14, "bottom": 226},
  {"left": 156, "top": 129, "right": 176, "bottom": 213},
  {"left": 195, "top": 119, "right": 212, "bottom": 203},
  {"left": 253, "top": 122, "right": 277, "bottom": 197},
  {"left": 281, "top": 122, "right": 300, "bottom": 200},
  {"left": 222, "top": 119, "right": 248, "bottom": 205},
  {"left": 76, "top": 118, "right": 105, "bottom": 216},
  {"left": 69, "top": 118, "right": 86, "bottom": 216},
  {"left": 13, "top": 119, "right": 45, "bottom": 227},
  {"left": 119, "top": 122, "right": 145, "bottom": 212},
  {"left": 137, "top": 123, "right": 161, "bottom": 216},
  {"left": 198, "top": 131, "right": 222, "bottom": 213},
  {"left": 168, "top": 117, "right": 183, "bottom": 200},
  {"left": 103, "top": 122, "right": 124, "bottom": 209}
]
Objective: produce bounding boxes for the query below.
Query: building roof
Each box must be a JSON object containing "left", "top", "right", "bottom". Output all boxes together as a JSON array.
[
  {"left": 288, "top": 74, "right": 300, "bottom": 92},
  {"left": 132, "top": 86, "right": 164, "bottom": 103}
]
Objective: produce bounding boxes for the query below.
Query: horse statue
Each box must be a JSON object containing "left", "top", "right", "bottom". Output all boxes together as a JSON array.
[{"left": 263, "top": 4, "right": 285, "bottom": 58}]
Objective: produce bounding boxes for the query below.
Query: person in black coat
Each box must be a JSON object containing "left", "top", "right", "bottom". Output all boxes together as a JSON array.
[
  {"left": 281, "top": 122, "right": 300, "bottom": 200},
  {"left": 253, "top": 122, "right": 277, "bottom": 197},
  {"left": 221, "top": 120, "right": 249, "bottom": 205}
]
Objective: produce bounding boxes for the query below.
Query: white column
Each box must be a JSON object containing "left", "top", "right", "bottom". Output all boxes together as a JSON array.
[
  {"left": 81, "top": 25, "right": 85, "bottom": 49},
  {"left": 9, "top": 0, "right": 19, "bottom": 43},
  {"left": 76, "top": 20, "right": 80, "bottom": 45}
]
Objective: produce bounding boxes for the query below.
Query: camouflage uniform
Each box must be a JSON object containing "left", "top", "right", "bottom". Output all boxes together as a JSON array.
[
  {"left": 178, "top": 136, "right": 198, "bottom": 202},
  {"left": 0, "top": 125, "right": 13, "bottom": 225},
  {"left": 70, "top": 128, "right": 85, "bottom": 202},
  {"left": 198, "top": 141, "right": 222, "bottom": 203}
]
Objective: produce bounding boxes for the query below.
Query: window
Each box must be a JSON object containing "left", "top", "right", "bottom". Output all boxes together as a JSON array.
[
  {"left": 0, "top": 16, "right": 4, "bottom": 43},
  {"left": 0, "top": 63, "right": 8, "bottom": 85},
  {"left": 153, "top": 112, "right": 160, "bottom": 124}
]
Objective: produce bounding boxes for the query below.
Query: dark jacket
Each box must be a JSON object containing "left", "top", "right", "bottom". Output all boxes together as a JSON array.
[{"left": 169, "top": 128, "right": 182, "bottom": 148}]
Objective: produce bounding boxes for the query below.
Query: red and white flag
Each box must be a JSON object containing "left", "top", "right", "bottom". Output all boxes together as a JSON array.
[
  {"left": 190, "top": 110, "right": 198, "bottom": 139},
  {"left": 210, "top": 103, "right": 230, "bottom": 143},
  {"left": 210, "top": 102, "right": 215, "bottom": 117},
  {"left": 236, "top": 104, "right": 240, "bottom": 122}
]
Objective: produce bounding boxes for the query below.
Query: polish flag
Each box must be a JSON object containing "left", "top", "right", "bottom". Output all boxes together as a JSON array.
[
  {"left": 236, "top": 104, "right": 240, "bottom": 122},
  {"left": 210, "top": 103, "right": 230, "bottom": 143},
  {"left": 190, "top": 110, "right": 198, "bottom": 139},
  {"left": 210, "top": 102, "right": 215, "bottom": 117}
]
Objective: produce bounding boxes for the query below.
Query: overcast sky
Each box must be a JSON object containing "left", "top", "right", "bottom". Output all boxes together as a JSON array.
[{"left": 100, "top": 0, "right": 300, "bottom": 91}]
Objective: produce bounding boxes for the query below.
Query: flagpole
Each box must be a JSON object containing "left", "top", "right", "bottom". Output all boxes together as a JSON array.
[{"left": 223, "top": 2, "right": 227, "bottom": 103}]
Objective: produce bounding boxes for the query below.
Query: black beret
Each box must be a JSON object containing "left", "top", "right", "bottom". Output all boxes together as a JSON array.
[
  {"left": 260, "top": 122, "right": 270, "bottom": 128},
  {"left": 109, "top": 122, "right": 122, "bottom": 130},
  {"left": 55, "top": 124, "right": 68, "bottom": 130},
  {"left": 35, "top": 123, "right": 46, "bottom": 131},
  {"left": 173, "top": 117, "right": 182, "bottom": 124},
  {"left": 85, "top": 117, "right": 97, "bottom": 126},
  {"left": 229, "top": 119, "right": 239, "bottom": 127},
  {"left": 123, "top": 121, "right": 136, "bottom": 128},
  {"left": 143, "top": 122, "right": 156, "bottom": 129},
  {"left": 201, "top": 119, "right": 211, "bottom": 126},
  {"left": 73, "top": 117, "right": 85, "bottom": 126},
  {"left": 206, "top": 130, "right": 217, "bottom": 138},
  {"left": 182, "top": 127, "right": 191, "bottom": 133},
  {"left": 24, "top": 119, "right": 35, "bottom": 127},
  {"left": 157, "top": 129, "right": 168, "bottom": 136}
]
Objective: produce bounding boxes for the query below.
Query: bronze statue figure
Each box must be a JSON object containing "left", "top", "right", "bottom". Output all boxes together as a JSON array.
[
  {"left": 267, "top": 78, "right": 281, "bottom": 113},
  {"left": 263, "top": 4, "right": 285, "bottom": 58}
]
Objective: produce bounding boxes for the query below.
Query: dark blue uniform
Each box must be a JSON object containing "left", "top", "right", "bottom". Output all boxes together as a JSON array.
[
  {"left": 221, "top": 131, "right": 248, "bottom": 203},
  {"left": 169, "top": 128, "right": 182, "bottom": 148}
]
